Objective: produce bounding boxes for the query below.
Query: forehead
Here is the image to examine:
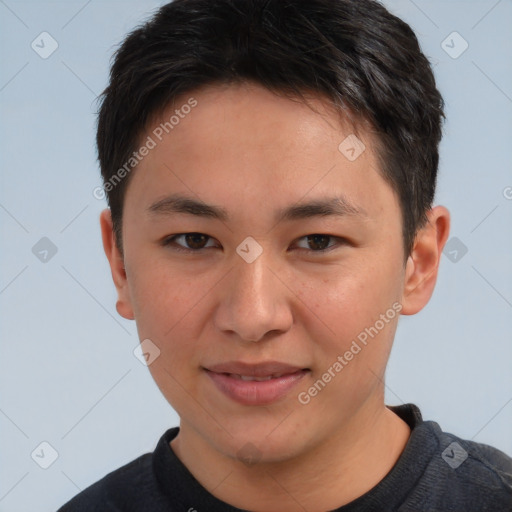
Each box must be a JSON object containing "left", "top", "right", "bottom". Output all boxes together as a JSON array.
[
  {"left": 148, "top": 82, "right": 364, "bottom": 160},
  {"left": 125, "top": 82, "right": 399, "bottom": 227}
]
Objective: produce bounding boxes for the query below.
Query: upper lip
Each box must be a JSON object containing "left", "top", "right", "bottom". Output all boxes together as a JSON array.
[{"left": 204, "top": 361, "right": 308, "bottom": 377}]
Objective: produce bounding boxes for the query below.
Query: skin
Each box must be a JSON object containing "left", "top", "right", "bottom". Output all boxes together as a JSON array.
[{"left": 100, "top": 82, "right": 450, "bottom": 512}]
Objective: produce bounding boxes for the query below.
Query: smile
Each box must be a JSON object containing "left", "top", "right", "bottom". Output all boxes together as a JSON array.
[
  {"left": 229, "top": 373, "right": 289, "bottom": 381},
  {"left": 204, "top": 366, "right": 310, "bottom": 405}
]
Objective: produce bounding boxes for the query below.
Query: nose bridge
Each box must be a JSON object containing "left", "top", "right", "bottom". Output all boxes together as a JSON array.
[
  {"left": 214, "top": 244, "right": 292, "bottom": 342},
  {"left": 235, "top": 248, "right": 270, "bottom": 305}
]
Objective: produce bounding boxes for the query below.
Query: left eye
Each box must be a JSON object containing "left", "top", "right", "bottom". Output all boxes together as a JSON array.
[
  {"left": 162, "top": 233, "right": 344, "bottom": 253},
  {"left": 294, "top": 234, "right": 341, "bottom": 252}
]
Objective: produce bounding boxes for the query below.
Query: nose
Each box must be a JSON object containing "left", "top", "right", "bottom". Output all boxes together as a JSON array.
[{"left": 213, "top": 250, "right": 293, "bottom": 343}]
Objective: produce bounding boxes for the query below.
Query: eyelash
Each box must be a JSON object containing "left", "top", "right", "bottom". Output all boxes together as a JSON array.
[{"left": 161, "top": 233, "right": 346, "bottom": 255}]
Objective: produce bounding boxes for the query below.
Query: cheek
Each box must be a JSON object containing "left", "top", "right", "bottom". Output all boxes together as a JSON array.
[
  {"left": 127, "top": 258, "right": 201, "bottom": 341},
  {"left": 296, "top": 257, "right": 402, "bottom": 364},
  {"left": 128, "top": 266, "right": 203, "bottom": 405},
  {"left": 293, "top": 270, "right": 401, "bottom": 410}
]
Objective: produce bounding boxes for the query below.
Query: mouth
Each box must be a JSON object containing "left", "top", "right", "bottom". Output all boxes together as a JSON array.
[
  {"left": 203, "top": 362, "right": 310, "bottom": 405},
  {"left": 223, "top": 373, "right": 298, "bottom": 381}
]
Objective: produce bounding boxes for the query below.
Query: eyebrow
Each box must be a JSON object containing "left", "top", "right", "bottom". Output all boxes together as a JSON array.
[{"left": 147, "top": 193, "right": 367, "bottom": 223}]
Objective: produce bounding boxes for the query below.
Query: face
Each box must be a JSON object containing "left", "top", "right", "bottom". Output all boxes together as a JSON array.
[{"left": 102, "top": 82, "right": 443, "bottom": 463}]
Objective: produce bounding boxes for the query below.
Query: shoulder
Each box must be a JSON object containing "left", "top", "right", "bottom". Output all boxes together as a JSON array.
[
  {"left": 56, "top": 453, "right": 162, "bottom": 511},
  {"left": 435, "top": 424, "right": 512, "bottom": 485},
  {"left": 56, "top": 427, "right": 187, "bottom": 511},
  {"left": 408, "top": 420, "right": 512, "bottom": 510}
]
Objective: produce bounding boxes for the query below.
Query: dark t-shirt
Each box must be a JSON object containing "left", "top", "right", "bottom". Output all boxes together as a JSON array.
[{"left": 57, "top": 404, "right": 512, "bottom": 511}]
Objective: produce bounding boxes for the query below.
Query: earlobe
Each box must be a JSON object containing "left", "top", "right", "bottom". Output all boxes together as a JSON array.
[
  {"left": 99, "top": 208, "right": 135, "bottom": 320},
  {"left": 400, "top": 206, "right": 450, "bottom": 315}
]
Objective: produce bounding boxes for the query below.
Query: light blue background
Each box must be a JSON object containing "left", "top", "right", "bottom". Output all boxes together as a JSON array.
[{"left": 1, "top": 1, "right": 511, "bottom": 510}]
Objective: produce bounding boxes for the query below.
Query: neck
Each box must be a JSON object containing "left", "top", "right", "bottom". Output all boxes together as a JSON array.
[{"left": 170, "top": 401, "right": 411, "bottom": 512}]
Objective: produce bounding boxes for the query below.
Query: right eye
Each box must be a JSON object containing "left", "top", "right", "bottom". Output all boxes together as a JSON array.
[{"left": 161, "top": 233, "right": 219, "bottom": 253}]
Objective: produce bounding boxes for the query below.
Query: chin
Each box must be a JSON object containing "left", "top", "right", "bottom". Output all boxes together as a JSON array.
[{"left": 213, "top": 422, "right": 311, "bottom": 466}]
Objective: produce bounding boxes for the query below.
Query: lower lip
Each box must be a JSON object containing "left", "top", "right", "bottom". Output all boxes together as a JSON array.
[{"left": 204, "top": 369, "right": 309, "bottom": 405}]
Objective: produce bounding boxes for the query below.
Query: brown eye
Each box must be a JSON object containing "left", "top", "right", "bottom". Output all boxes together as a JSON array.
[
  {"left": 305, "top": 235, "right": 331, "bottom": 251},
  {"left": 182, "top": 233, "right": 209, "bottom": 249},
  {"left": 295, "top": 234, "right": 342, "bottom": 253},
  {"left": 163, "top": 233, "right": 217, "bottom": 252}
]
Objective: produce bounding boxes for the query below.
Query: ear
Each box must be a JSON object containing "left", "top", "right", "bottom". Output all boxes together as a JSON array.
[
  {"left": 401, "top": 205, "right": 450, "bottom": 315},
  {"left": 99, "top": 208, "right": 135, "bottom": 320}
]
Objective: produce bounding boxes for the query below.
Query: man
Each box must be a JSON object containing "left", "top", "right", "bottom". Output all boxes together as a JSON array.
[{"left": 58, "top": 0, "right": 512, "bottom": 510}]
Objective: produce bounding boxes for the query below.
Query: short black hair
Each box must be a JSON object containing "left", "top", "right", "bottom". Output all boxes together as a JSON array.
[{"left": 96, "top": 0, "right": 445, "bottom": 259}]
